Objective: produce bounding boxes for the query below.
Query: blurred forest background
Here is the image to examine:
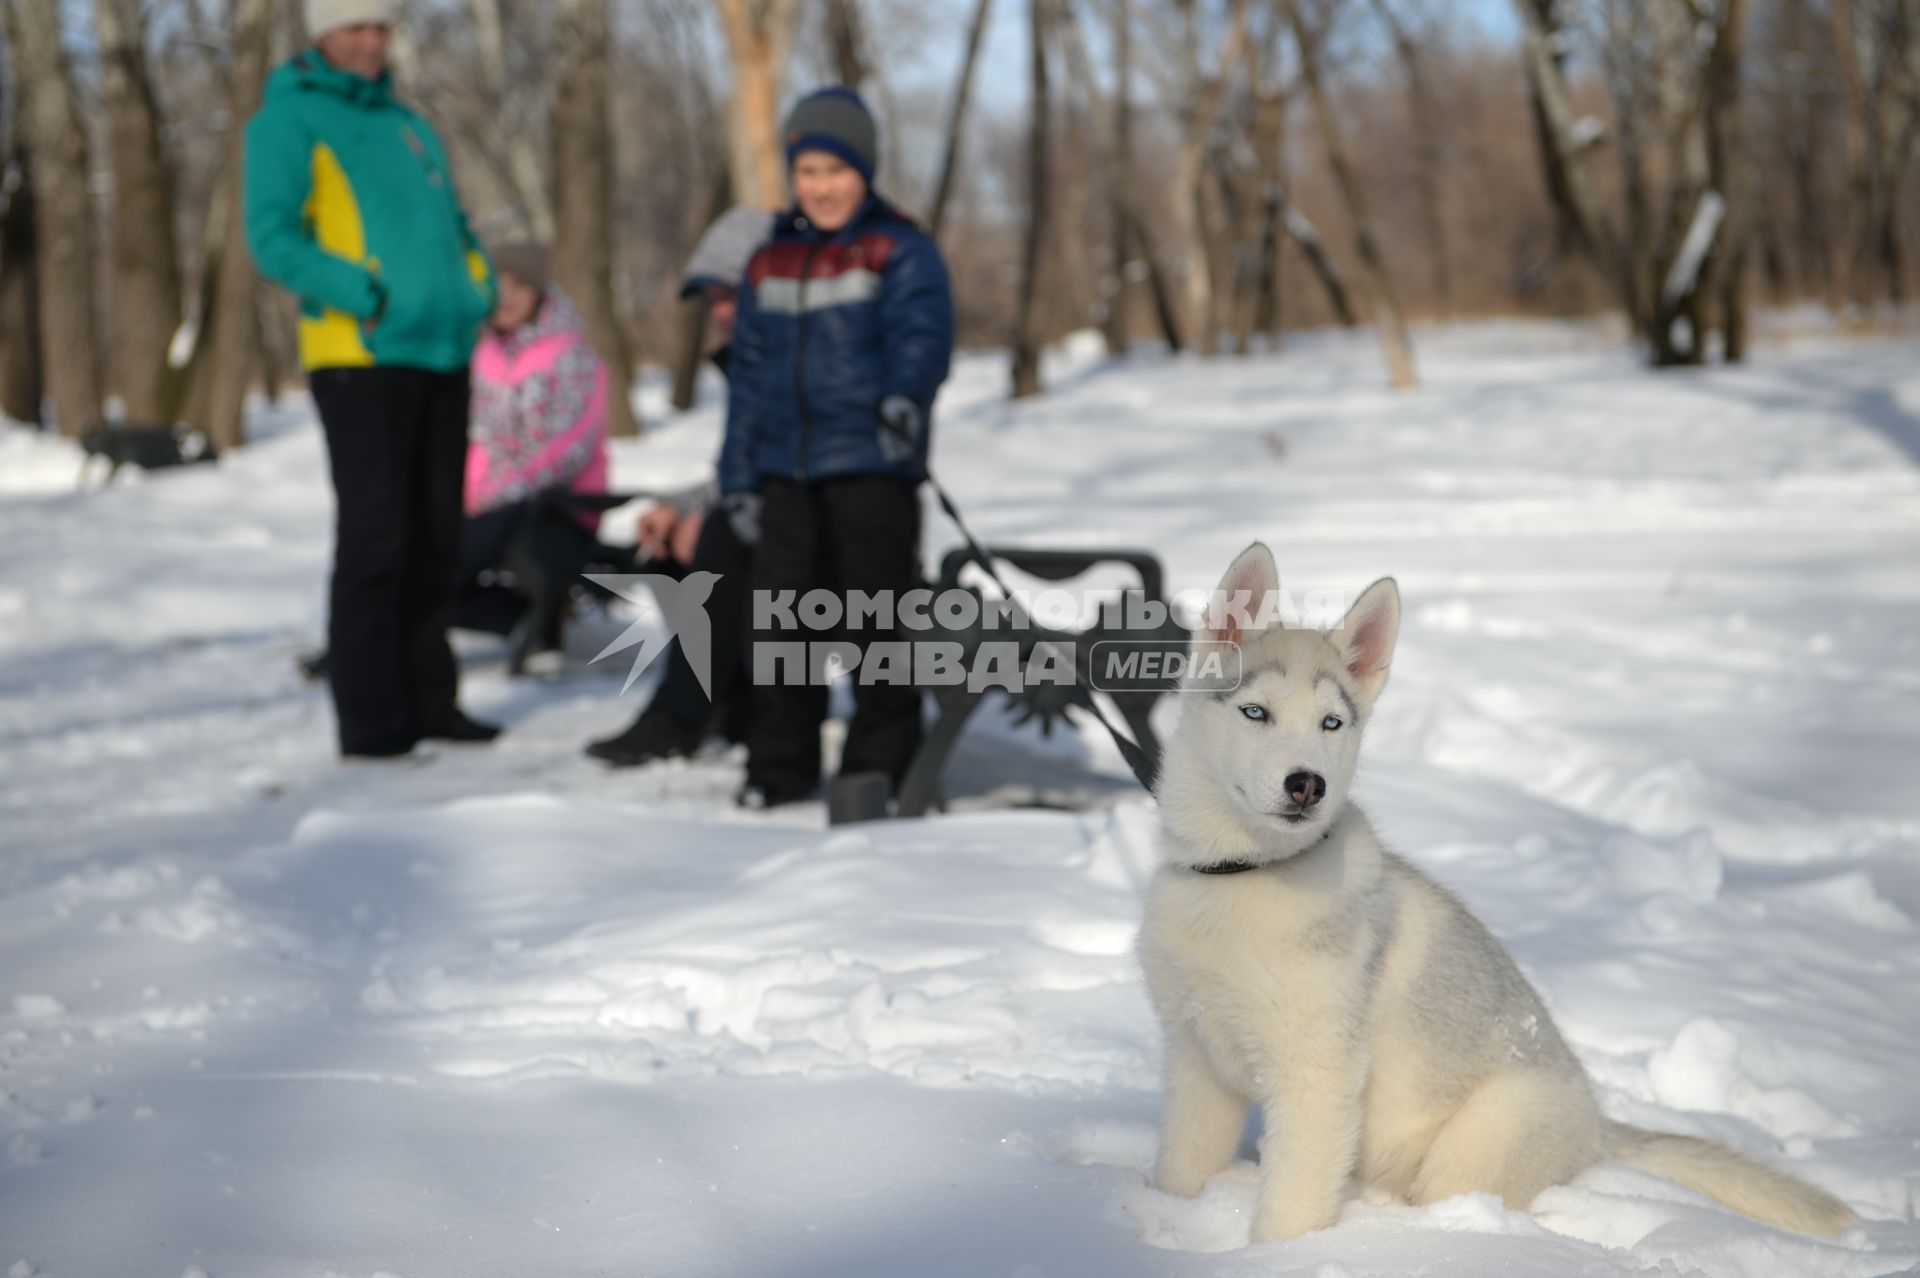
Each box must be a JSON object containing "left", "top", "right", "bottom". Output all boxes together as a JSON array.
[{"left": 0, "top": 0, "right": 1915, "bottom": 445}]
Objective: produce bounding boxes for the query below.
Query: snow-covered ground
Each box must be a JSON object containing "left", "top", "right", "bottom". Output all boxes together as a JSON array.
[{"left": 3, "top": 320, "right": 1918, "bottom": 1277}]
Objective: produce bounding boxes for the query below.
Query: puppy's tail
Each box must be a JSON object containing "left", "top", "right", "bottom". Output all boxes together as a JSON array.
[{"left": 1603, "top": 1120, "right": 1855, "bottom": 1236}]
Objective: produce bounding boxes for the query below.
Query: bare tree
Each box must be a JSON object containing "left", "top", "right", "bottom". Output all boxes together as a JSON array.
[
  {"left": 1168, "top": 0, "right": 1246, "bottom": 354},
  {"left": 197, "top": 0, "right": 271, "bottom": 452},
  {"left": 1519, "top": 0, "right": 1766, "bottom": 363},
  {"left": 825, "top": 0, "right": 870, "bottom": 88},
  {"left": 1364, "top": 0, "right": 1450, "bottom": 307},
  {"left": 1011, "top": 0, "right": 1052, "bottom": 398},
  {"left": 928, "top": 0, "right": 995, "bottom": 241},
  {"left": 1280, "top": 0, "right": 1417, "bottom": 388},
  {"left": 717, "top": 0, "right": 803, "bottom": 209},
  {"left": 467, "top": 0, "right": 554, "bottom": 240},
  {"left": 1702, "top": 0, "right": 1752, "bottom": 360},
  {"left": 1275, "top": 186, "right": 1358, "bottom": 327},
  {"left": 1830, "top": 0, "right": 1920, "bottom": 306},
  {"left": 3, "top": 0, "right": 101, "bottom": 435},
  {"left": 1103, "top": 0, "right": 1133, "bottom": 355},
  {"left": 0, "top": 144, "right": 41, "bottom": 424},
  {"left": 554, "top": 0, "right": 640, "bottom": 436},
  {"left": 95, "top": 0, "right": 185, "bottom": 423},
  {"left": 1217, "top": 8, "right": 1283, "bottom": 353},
  {"left": 1515, "top": 0, "right": 1634, "bottom": 321},
  {"left": 1052, "top": 0, "right": 1110, "bottom": 344},
  {"left": 1240, "top": 23, "right": 1301, "bottom": 344},
  {"left": 1753, "top": 0, "right": 1843, "bottom": 302},
  {"left": 1131, "top": 213, "right": 1187, "bottom": 351}
]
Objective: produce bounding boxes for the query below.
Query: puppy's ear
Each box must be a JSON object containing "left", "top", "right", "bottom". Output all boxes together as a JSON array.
[
  {"left": 1331, "top": 577, "right": 1400, "bottom": 708},
  {"left": 1202, "top": 542, "right": 1279, "bottom": 648}
]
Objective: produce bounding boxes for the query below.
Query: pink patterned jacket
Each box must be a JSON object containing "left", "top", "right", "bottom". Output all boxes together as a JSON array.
[{"left": 466, "top": 290, "right": 609, "bottom": 523}]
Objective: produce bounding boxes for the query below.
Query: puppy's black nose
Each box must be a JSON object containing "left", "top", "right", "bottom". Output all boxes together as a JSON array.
[{"left": 1285, "top": 771, "right": 1327, "bottom": 809}]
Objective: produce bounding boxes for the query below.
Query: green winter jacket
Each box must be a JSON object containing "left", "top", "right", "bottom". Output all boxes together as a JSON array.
[{"left": 243, "top": 51, "right": 494, "bottom": 372}]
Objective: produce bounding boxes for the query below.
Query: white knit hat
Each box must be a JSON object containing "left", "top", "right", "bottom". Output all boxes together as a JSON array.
[{"left": 305, "top": 0, "right": 393, "bottom": 38}]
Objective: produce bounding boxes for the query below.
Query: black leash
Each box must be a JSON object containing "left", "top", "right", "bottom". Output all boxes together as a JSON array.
[{"left": 892, "top": 427, "right": 1161, "bottom": 797}]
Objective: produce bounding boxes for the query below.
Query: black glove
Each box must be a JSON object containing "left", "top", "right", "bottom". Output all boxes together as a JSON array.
[
  {"left": 721, "top": 491, "right": 762, "bottom": 546},
  {"left": 877, "top": 395, "right": 923, "bottom": 466}
]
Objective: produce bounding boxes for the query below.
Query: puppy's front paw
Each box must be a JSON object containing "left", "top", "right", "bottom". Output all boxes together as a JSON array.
[
  {"left": 1153, "top": 1160, "right": 1213, "bottom": 1198},
  {"left": 1251, "top": 1200, "right": 1337, "bottom": 1243}
]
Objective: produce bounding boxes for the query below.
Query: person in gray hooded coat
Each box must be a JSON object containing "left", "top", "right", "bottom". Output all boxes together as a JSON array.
[{"left": 584, "top": 207, "right": 774, "bottom": 768}]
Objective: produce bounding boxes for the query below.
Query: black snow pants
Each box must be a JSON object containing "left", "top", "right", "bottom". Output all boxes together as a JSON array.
[
  {"left": 746, "top": 474, "right": 925, "bottom": 797},
  {"left": 310, "top": 365, "right": 471, "bottom": 755}
]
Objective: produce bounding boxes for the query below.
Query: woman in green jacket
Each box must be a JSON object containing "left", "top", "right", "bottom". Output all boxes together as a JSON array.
[{"left": 244, "top": 1, "right": 499, "bottom": 759}]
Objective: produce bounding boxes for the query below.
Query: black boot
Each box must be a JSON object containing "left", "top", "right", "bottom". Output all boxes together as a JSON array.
[
  {"left": 735, "top": 778, "right": 816, "bottom": 810},
  {"left": 585, "top": 706, "right": 702, "bottom": 768},
  {"left": 341, "top": 734, "right": 418, "bottom": 761},
  {"left": 827, "top": 771, "right": 893, "bottom": 825},
  {"left": 421, "top": 708, "right": 503, "bottom": 743}
]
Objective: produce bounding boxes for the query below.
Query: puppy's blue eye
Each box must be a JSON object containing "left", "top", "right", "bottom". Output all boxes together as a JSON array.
[
  {"left": 1239, "top": 704, "right": 1267, "bottom": 723},
  {"left": 1322, "top": 714, "right": 1343, "bottom": 731}
]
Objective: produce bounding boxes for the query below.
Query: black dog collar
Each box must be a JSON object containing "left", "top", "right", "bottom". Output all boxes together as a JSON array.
[{"left": 1188, "top": 828, "right": 1333, "bottom": 876}]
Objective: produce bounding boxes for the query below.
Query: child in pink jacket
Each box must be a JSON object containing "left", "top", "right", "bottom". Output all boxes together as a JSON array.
[{"left": 466, "top": 243, "right": 608, "bottom": 528}]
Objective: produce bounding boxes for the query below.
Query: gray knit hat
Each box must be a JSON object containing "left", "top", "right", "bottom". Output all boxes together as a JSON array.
[
  {"left": 489, "top": 241, "right": 552, "bottom": 292},
  {"left": 679, "top": 207, "right": 776, "bottom": 299},
  {"left": 782, "top": 87, "right": 877, "bottom": 185}
]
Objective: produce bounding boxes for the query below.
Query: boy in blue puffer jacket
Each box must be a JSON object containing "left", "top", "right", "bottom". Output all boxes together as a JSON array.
[{"left": 720, "top": 87, "right": 955, "bottom": 809}]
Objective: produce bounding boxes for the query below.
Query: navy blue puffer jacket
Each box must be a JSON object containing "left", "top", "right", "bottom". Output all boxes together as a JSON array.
[{"left": 717, "top": 197, "right": 954, "bottom": 495}]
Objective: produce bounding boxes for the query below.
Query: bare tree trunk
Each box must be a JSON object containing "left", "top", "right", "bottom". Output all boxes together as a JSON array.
[
  {"left": 1283, "top": 0, "right": 1416, "bottom": 388},
  {"left": 1102, "top": 0, "right": 1132, "bottom": 356},
  {"left": 256, "top": 290, "right": 295, "bottom": 403},
  {"left": 1366, "top": 0, "right": 1450, "bottom": 308},
  {"left": 3, "top": 0, "right": 102, "bottom": 436},
  {"left": 1833, "top": 0, "right": 1920, "bottom": 307},
  {"left": 1246, "top": 81, "right": 1288, "bottom": 345},
  {"left": 1514, "top": 0, "right": 1641, "bottom": 333},
  {"left": 174, "top": 138, "right": 235, "bottom": 434},
  {"left": 1050, "top": 0, "right": 1102, "bottom": 345},
  {"left": 1254, "top": 181, "right": 1284, "bottom": 341},
  {"left": 928, "top": 0, "right": 994, "bottom": 240},
  {"left": 1886, "top": 111, "right": 1919, "bottom": 303},
  {"left": 199, "top": 0, "right": 272, "bottom": 453},
  {"left": 1010, "top": 0, "right": 1051, "bottom": 399},
  {"left": 1191, "top": 148, "right": 1230, "bottom": 356},
  {"left": 825, "top": 0, "right": 870, "bottom": 88},
  {"left": 1829, "top": 0, "right": 1874, "bottom": 307},
  {"left": 1274, "top": 184, "right": 1358, "bottom": 326},
  {"left": 1703, "top": 0, "right": 1751, "bottom": 361},
  {"left": 1208, "top": 146, "right": 1258, "bottom": 355},
  {"left": 468, "top": 0, "right": 554, "bottom": 240},
  {"left": 554, "top": 0, "right": 640, "bottom": 437},
  {"left": 717, "top": 0, "right": 803, "bottom": 210},
  {"left": 94, "top": 0, "right": 184, "bottom": 423},
  {"left": 1170, "top": 0, "right": 1246, "bottom": 356},
  {"left": 0, "top": 148, "right": 44, "bottom": 425},
  {"left": 1170, "top": 6, "right": 1208, "bottom": 355},
  {"left": 1130, "top": 211, "right": 1186, "bottom": 352}
]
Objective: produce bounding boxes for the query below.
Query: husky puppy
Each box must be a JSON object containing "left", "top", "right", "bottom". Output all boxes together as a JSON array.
[{"left": 1137, "top": 542, "right": 1855, "bottom": 1243}]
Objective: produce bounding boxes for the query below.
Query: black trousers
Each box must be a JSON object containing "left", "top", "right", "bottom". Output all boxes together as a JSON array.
[
  {"left": 648, "top": 507, "right": 757, "bottom": 740},
  {"left": 450, "top": 501, "right": 534, "bottom": 637},
  {"left": 747, "top": 474, "right": 924, "bottom": 794},
  {"left": 311, "top": 365, "right": 471, "bottom": 754}
]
